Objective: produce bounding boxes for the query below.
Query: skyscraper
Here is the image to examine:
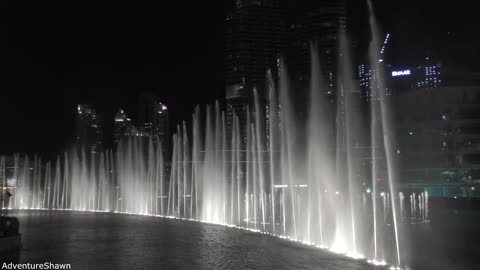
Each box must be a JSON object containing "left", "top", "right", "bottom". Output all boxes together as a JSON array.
[
  {"left": 113, "top": 95, "right": 169, "bottom": 154},
  {"left": 358, "top": 33, "right": 391, "bottom": 103},
  {"left": 225, "top": 0, "right": 284, "bottom": 95},
  {"left": 225, "top": 0, "right": 285, "bottom": 145},
  {"left": 394, "top": 82, "right": 480, "bottom": 184},
  {"left": 113, "top": 108, "right": 136, "bottom": 145},
  {"left": 285, "top": 0, "right": 347, "bottom": 92},
  {"left": 75, "top": 104, "right": 103, "bottom": 154},
  {"left": 225, "top": 0, "right": 348, "bottom": 134},
  {"left": 138, "top": 94, "right": 170, "bottom": 150},
  {"left": 224, "top": 0, "right": 349, "bottom": 187}
]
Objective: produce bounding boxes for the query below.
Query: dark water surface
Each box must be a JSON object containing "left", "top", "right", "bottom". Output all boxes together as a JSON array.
[
  {"left": 2, "top": 209, "right": 480, "bottom": 270},
  {"left": 403, "top": 209, "right": 480, "bottom": 270},
  {"left": 1, "top": 211, "right": 377, "bottom": 270}
]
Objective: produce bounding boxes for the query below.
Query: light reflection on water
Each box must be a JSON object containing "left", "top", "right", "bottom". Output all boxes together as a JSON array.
[{"left": 3, "top": 211, "right": 375, "bottom": 270}]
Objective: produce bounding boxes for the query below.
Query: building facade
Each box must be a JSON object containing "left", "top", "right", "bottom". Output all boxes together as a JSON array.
[
  {"left": 389, "top": 57, "right": 443, "bottom": 94},
  {"left": 285, "top": 0, "right": 346, "bottom": 92},
  {"left": 225, "top": 0, "right": 347, "bottom": 141},
  {"left": 114, "top": 94, "right": 169, "bottom": 153},
  {"left": 114, "top": 109, "right": 137, "bottom": 145},
  {"left": 225, "top": 0, "right": 285, "bottom": 147},
  {"left": 138, "top": 94, "right": 169, "bottom": 149},
  {"left": 75, "top": 104, "right": 103, "bottom": 154},
  {"left": 394, "top": 83, "right": 480, "bottom": 185}
]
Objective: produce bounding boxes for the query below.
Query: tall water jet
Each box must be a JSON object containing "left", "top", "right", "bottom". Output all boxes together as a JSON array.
[
  {"left": 367, "top": 0, "right": 402, "bottom": 266},
  {"left": 306, "top": 44, "right": 334, "bottom": 246},
  {"left": 1, "top": 10, "right": 416, "bottom": 266},
  {"left": 267, "top": 70, "right": 278, "bottom": 235},
  {"left": 254, "top": 89, "right": 267, "bottom": 231},
  {"left": 339, "top": 32, "right": 362, "bottom": 257},
  {"left": 278, "top": 59, "right": 297, "bottom": 239}
]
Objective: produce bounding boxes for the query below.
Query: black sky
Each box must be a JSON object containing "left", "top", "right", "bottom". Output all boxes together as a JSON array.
[
  {"left": 0, "top": 0, "right": 478, "bottom": 157},
  {"left": 0, "top": 0, "right": 225, "bottom": 156}
]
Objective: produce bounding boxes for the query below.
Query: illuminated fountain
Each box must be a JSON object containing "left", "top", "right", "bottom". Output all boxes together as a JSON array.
[
  {"left": 1, "top": 49, "right": 427, "bottom": 269},
  {"left": 0, "top": 3, "right": 432, "bottom": 269}
]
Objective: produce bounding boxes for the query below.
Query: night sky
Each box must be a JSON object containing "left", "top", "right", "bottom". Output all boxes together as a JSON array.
[{"left": 0, "top": 0, "right": 478, "bottom": 157}]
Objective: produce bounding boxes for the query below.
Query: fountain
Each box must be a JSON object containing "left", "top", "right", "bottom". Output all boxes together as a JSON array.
[{"left": 0, "top": 3, "right": 432, "bottom": 269}]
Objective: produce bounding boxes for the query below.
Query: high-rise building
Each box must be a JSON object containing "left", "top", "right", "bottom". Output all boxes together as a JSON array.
[
  {"left": 113, "top": 108, "right": 137, "bottom": 145},
  {"left": 358, "top": 33, "right": 392, "bottom": 103},
  {"left": 138, "top": 94, "right": 169, "bottom": 149},
  {"left": 224, "top": 0, "right": 349, "bottom": 183},
  {"left": 75, "top": 104, "right": 103, "bottom": 154},
  {"left": 113, "top": 94, "right": 170, "bottom": 153},
  {"left": 225, "top": 0, "right": 284, "bottom": 93},
  {"left": 285, "top": 0, "right": 347, "bottom": 93},
  {"left": 225, "top": 0, "right": 288, "bottom": 185},
  {"left": 394, "top": 80, "right": 480, "bottom": 186},
  {"left": 225, "top": 0, "right": 285, "bottom": 145},
  {"left": 225, "top": 0, "right": 347, "bottom": 138},
  {"left": 414, "top": 58, "right": 443, "bottom": 89},
  {"left": 387, "top": 57, "right": 443, "bottom": 94}
]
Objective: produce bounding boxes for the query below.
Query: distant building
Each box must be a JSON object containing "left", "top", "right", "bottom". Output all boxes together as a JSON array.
[
  {"left": 357, "top": 32, "right": 443, "bottom": 100},
  {"left": 113, "top": 109, "right": 136, "bottom": 145},
  {"left": 224, "top": 0, "right": 348, "bottom": 186},
  {"left": 75, "top": 104, "right": 103, "bottom": 154},
  {"left": 225, "top": 0, "right": 285, "bottom": 147},
  {"left": 114, "top": 94, "right": 169, "bottom": 153},
  {"left": 359, "top": 63, "right": 385, "bottom": 102},
  {"left": 225, "top": 0, "right": 284, "bottom": 97},
  {"left": 138, "top": 94, "right": 169, "bottom": 150},
  {"left": 359, "top": 58, "right": 444, "bottom": 102},
  {"left": 358, "top": 33, "right": 392, "bottom": 103},
  {"left": 389, "top": 57, "right": 443, "bottom": 94},
  {"left": 224, "top": 0, "right": 347, "bottom": 144},
  {"left": 286, "top": 0, "right": 347, "bottom": 94},
  {"left": 394, "top": 80, "right": 480, "bottom": 185}
]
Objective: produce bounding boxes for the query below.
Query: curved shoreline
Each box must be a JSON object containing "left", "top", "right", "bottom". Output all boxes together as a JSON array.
[{"left": 4, "top": 208, "right": 400, "bottom": 270}]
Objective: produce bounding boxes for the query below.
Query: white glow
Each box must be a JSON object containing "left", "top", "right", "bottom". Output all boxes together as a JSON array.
[
  {"left": 347, "top": 252, "right": 365, "bottom": 259},
  {"left": 368, "top": 260, "right": 387, "bottom": 266},
  {"left": 392, "top": 70, "right": 411, "bottom": 77},
  {"left": 7, "top": 178, "right": 16, "bottom": 186}
]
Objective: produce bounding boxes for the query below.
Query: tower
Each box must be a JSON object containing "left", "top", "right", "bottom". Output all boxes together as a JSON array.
[
  {"left": 225, "top": 0, "right": 285, "bottom": 145},
  {"left": 75, "top": 104, "right": 103, "bottom": 154},
  {"left": 113, "top": 108, "right": 135, "bottom": 145},
  {"left": 138, "top": 94, "right": 170, "bottom": 151}
]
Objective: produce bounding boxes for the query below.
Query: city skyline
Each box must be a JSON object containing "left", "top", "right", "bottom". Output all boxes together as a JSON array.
[
  {"left": 1, "top": 2, "right": 480, "bottom": 269},
  {"left": 0, "top": 0, "right": 478, "bottom": 157}
]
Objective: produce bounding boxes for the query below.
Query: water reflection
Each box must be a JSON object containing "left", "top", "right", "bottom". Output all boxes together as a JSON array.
[{"left": 3, "top": 211, "right": 375, "bottom": 270}]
